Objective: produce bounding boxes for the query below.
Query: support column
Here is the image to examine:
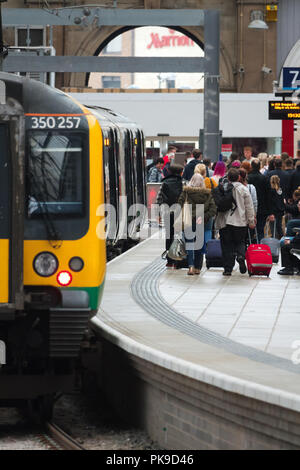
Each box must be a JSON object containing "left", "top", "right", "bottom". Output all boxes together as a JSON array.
[
  {"left": 282, "top": 120, "right": 294, "bottom": 157},
  {"left": 203, "top": 10, "right": 220, "bottom": 161}
]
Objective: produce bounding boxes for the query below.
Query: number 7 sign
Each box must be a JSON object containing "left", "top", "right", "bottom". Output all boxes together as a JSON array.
[{"left": 283, "top": 67, "right": 300, "bottom": 90}]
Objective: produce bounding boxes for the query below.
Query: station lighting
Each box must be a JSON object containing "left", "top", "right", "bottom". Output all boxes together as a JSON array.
[{"left": 248, "top": 10, "right": 269, "bottom": 30}]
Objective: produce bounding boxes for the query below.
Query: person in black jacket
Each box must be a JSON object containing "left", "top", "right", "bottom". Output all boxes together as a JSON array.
[
  {"left": 267, "top": 158, "right": 291, "bottom": 199},
  {"left": 289, "top": 161, "right": 300, "bottom": 198},
  {"left": 278, "top": 228, "right": 300, "bottom": 275},
  {"left": 247, "top": 158, "right": 270, "bottom": 242},
  {"left": 157, "top": 164, "right": 183, "bottom": 266},
  {"left": 268, "top": 175, "right": 285, "bottom": 239},
  {"left": 182, "top": 149, "right": 203, "bottom": 181}
]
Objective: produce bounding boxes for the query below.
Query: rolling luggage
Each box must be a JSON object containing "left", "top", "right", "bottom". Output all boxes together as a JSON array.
[
  {"left": 260, "top": 221, "right": 280, "bottom": 263},
  {"left": 206, "top": 239, "right": 224, "bottom": 269},
  {"left": 245, "top": 243, "right": 272, "bottom": 277}
]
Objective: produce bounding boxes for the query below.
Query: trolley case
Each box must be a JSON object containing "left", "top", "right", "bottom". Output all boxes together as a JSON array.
[
  {"left": 206, "top": 239, "right": 224, "bottom": 269},
  {"left": 245, "top": 244, "right": 273, "bottom": 277},
  {"left": 260, "top": 221, "right": 280, "bottom": 263}
]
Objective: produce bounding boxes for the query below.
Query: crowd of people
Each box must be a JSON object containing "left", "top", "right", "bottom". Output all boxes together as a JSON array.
[{"left": 152, "top": 145, "right": 300, "bottom": 277}]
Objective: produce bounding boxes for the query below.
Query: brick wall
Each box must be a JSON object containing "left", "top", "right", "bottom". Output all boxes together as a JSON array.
[{"left": 101, "top": 340, "right": 300, "bottom": 450}]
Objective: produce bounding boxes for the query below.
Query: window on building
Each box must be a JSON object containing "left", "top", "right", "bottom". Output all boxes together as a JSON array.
[
  {"left": 102, "top": 36, "right": 122, "bottom": 54},
  {"left": 102, "top": 76, "right": 121, "bottom": 88},
  {"left": 16, "top": 28, "right": 45, "bottom": 47}
]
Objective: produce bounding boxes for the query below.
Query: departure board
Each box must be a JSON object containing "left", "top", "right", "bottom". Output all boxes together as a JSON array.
[{"left": 269, "top": 101, "right": 300, "bottom": 120}]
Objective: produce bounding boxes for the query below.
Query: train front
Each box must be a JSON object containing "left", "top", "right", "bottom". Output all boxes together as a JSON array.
[{"left": 0, "top": 73, "right": 106, "bottom": 414}]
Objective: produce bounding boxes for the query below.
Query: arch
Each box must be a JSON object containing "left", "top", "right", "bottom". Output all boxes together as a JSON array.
[
  {"left": 67, "top": 25, "right": 235, "bottom": 91},
  {"left": 279, "top": 39, "right": 300, "bottom": 86}
]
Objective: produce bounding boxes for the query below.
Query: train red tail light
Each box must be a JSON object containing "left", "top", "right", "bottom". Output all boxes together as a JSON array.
[{"left": 57, "top": 271, "right": 72, "bottom": 287}]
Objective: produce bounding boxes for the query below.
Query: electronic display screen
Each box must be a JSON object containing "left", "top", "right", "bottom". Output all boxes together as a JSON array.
[{"left": 269, "top": 101, "right": 300, "bottom": 120}]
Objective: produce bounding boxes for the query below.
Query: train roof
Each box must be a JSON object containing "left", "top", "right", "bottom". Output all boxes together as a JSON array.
[
  {"left": 84, "top": 104, "right": 143, "bottom": 132},
  {"left": 0, "top": 72, "right": 84, "bottom": 115}
]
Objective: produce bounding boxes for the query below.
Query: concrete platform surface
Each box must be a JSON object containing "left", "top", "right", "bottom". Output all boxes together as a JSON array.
[{"left": 92, "top": 230, "right": 300, "bottom": 413}]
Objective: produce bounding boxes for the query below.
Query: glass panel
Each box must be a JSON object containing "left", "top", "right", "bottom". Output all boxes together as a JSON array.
[{"left": 27, "top": 131, "right": 85, "bottom": 217}]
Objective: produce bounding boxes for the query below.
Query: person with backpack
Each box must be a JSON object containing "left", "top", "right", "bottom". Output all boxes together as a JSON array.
[
  {"left": 213, "top": 168, "right": 256, "bottom": 276},
  {"left": 156, "top": 164, "right": 183, "bottom": 267}
]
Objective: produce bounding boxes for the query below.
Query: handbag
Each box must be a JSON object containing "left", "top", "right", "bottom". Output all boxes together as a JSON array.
[
  {"left": 168, "top": 233, "right": 187, "bottom": 261},
  {"left": 174, "top": 192, "right": 192, "bottom": 231}
]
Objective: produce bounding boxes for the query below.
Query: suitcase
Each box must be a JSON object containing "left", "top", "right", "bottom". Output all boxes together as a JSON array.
[
  {"left": 261, "top": 221, "right": 280, "bottom": 263},
  {"left": 245, "top": 244, "right": 272, "bottom": 277},
  {"left": 206, "top": 239, "right": 224, "bottom": 269},
  {"left": 260, "top": 237, "right": 280, "bottom": 263}
]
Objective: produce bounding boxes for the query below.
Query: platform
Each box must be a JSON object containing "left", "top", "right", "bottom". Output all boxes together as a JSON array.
[{"left": 91, "top": 230, "right": 300, "bottom": 449}]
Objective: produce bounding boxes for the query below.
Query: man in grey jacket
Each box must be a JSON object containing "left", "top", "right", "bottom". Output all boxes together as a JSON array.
[{"left": 215, "top": 168, "right": 256, "bottom": 276}]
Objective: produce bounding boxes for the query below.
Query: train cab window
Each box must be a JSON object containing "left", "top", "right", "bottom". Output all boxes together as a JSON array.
[{"left": 26, "top": 131, "right": 86, "bottom": 217}]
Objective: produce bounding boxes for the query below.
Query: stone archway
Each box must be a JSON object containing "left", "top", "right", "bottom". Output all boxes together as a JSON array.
[{"left": 66, "top": 25, "right": 235, "bottom": 91}]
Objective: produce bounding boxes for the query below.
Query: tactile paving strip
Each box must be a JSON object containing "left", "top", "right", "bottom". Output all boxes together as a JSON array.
[{"left": 131, "top": 257, "right": 300, "bottom": 375}]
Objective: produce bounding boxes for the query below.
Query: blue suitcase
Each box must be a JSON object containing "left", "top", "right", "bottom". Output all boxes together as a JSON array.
[{"left": 206, "top": 239, "right": 224, "bottom": 269}]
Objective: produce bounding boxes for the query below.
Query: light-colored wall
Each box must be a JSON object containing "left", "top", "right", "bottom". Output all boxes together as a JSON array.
[{"left": 70, "top": 91, "right": 281, "bottom": 139}]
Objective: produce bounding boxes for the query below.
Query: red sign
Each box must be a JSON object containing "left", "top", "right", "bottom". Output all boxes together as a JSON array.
[{"left": 147, "top": 29, "right": 195, "bottom": 49}]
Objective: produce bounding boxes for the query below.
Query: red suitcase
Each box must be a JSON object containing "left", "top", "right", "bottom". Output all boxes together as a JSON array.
[{"left": 245, "top": 244, "right": 273, "bottom": 277}]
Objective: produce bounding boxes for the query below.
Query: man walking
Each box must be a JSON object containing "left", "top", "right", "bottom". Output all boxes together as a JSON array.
[{"left": 215, "top": 168, "right": 256, "bottom": 276}]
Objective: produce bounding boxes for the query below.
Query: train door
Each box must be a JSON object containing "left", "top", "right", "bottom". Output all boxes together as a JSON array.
[
  {"left": 103, "top": 129, "right": 119, "bottom": 243},
  {"left": 135, "top": 130, "right": 146, "bottom": 207},
  {"left": 0, "top": 109, "right": 24, "bottom": 311}
]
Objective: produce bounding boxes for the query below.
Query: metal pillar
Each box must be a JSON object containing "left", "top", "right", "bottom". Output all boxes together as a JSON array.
[
  {"left": 2, "top": 7, "right": 220, "bottom": 159},
  {"left": 203, "top": 10, "right": 220, "bottom": 160}
]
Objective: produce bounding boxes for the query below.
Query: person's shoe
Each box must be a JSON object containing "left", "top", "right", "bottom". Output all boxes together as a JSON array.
[
  {"left": 194, "top": 268, "right": 201, "bottom": 275},
  {"left": 277, "top": 268, "right": 294, "bottom": 276},
  {"left": 237, "top": 256, "right": 247, "bottom": 274},
  {"left": 223, "top": 270, "right": 232, "bottom": 276},
  {"left": 187, "top": 267, "right": 194, "bottom": 276}
]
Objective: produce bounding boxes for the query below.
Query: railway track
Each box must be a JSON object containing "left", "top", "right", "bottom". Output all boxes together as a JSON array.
[{"left": 39, "top": 422, "right": 85, "bottom": 450}]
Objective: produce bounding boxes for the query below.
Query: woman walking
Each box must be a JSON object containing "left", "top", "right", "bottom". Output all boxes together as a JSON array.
[{"left": 177, "top": 174, "right": 217, "bottom": 275}]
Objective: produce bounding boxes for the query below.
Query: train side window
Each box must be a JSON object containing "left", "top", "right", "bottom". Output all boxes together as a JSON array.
[{"left": 108, "top": 129, "right": 117, "bottom": 211}]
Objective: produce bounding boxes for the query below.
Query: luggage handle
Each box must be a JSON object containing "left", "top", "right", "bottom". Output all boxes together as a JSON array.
[{"left": 248, "top": 227, "right": 258, "bottom": 245}]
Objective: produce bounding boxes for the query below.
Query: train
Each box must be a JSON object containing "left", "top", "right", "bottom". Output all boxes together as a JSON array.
[{"left": 0, "top": 72, "right": 146, "bottom": 419}]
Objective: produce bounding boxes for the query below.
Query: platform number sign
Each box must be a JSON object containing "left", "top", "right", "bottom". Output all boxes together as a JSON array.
[{"left": 283, "top": 68, "right": 300, "bottom": 90}]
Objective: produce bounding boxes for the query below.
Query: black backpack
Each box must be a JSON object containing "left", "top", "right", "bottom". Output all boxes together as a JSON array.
[{"left": 212, "top": 180, "right": 237, "bottom": 214}]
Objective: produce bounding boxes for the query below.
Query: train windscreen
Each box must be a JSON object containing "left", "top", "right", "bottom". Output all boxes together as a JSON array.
[{"left": 26, "top": 131, "right": 86, "bottom": 217}]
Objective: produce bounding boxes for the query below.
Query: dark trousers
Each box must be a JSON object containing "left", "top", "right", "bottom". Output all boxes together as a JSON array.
[
  {"left": 165, "top": 212, "right": 175, "bottom": 252},
  {"left": 256, "top": 213, "right": 268, "bottom": 242},
  {"left": 220, "top": 225, "right": 247, "bottom": 272},
  {"left": 281, "top": 242, "right": 300, "bottom": 270},
  {"left": 269, "top": 214, "right": 284, "bottom": 239}
]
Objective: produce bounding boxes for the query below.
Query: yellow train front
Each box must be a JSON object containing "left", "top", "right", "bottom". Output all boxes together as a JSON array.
[{"left": 0, "top": 73, "right": 145, "bottom": 417}]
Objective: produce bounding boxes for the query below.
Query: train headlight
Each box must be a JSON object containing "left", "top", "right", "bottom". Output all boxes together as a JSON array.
[
  {"left": 33, "top": 252, "right": 58, "bottom": 277},
  {"left": 69, "top": 257, "right": 84, "bottom": 272}
]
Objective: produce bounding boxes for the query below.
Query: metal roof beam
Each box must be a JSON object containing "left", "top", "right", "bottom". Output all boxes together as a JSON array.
[
  {"left": 3, "top": 55, "right": 206, "bottom": 73},
  {"left": 2, "top": 8, "right": 205, "bottom": 27}
]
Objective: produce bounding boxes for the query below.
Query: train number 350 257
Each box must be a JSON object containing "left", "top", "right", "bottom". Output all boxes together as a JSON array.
[{"left": 30, "top": 116, "right": 81, "bottom": 129}]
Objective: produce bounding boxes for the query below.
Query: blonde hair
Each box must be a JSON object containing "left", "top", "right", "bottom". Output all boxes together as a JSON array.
[
  {"left": 270, "top": 175, "right": 280, "bottom": 191},
  {"left": 189, "top": 173, "right": 205, "bottom": 188},
  {"left": 194, "top": 163, "right": 206, "bottom": 177},
  {"left": 257, "top": 153, "right": 268, "bottom": 168}
]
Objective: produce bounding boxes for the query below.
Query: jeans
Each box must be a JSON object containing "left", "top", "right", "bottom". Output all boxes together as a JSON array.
[
  {"left": 185, "top": 221, "right": 204, "bottom": 269},
  {"left": 220, "top": 225, "right": 247, "bottom": 272}
]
